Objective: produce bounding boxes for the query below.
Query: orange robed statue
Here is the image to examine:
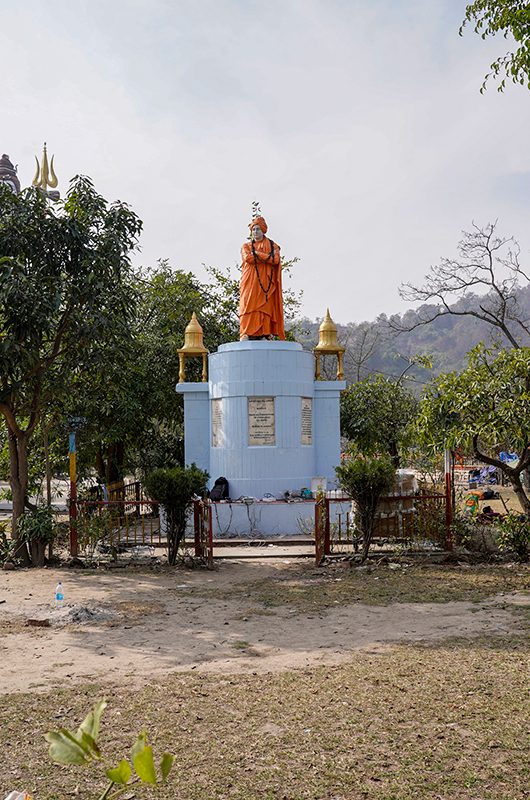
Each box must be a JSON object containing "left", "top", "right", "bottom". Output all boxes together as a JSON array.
[{"left": 239, "top": 215, "right": 285, "bottom": 341}]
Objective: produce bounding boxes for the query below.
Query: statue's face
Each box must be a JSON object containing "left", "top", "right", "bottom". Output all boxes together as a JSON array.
[{"left": 251, "top": 224, "right": 264, "bottom": 241}]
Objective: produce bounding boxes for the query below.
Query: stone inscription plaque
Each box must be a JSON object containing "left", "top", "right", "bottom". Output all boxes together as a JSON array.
[
  {"left": 211, "top": 399, "right": 222, "bottom": 447},
  {"left": 248, "top": 397, "right": 275, "bottom": 446},
  {"left": 301, "top": 397, "right": 312, "bottom": 445}
]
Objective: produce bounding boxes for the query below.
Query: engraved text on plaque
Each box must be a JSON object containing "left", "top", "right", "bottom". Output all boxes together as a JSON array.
[
  {"left": 301, "top": 397, "right": 312, "bottom": 445},
  {"left": 248, "top": 397, "right": 275, "bottom": 446},
  {"left": 211, "top": 398, "right": 223, "bottom": 447}
]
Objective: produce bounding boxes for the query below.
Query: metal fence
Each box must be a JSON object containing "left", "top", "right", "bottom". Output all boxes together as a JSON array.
[
  {"left": 84, "top": 480, "right": 146, "bottom": 504},
  {"left": 70, "top": 497, "right": 214, "bottom": 567},
  {"left": 315, "top": 492, "right": 449, "bottom": 563},
  {"left": 71, "top": 499, "right": 161, "bottom": 557}
]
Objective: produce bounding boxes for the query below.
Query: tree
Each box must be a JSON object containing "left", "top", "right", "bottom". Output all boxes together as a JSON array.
[
  {"left": 66, "top": 263, "right": 219, "bottom": 484},
  {"left": 343, "top": 322, "right": 381, "bottom": 382},
  {"left": 398, "top": 222, "right": 530, "bottom": 350},
  {"left": 144, "top": 464, "right": 208, "bottom": 565},
  {"left": 340, "top": 375, "right": 419, "bottom": 467},
  {"left": 461, "top": 1, "right": 530, "bottom": 91},
  {"left": 0, "top": 416, "right": 64, "bottom": 504},
  {"left": 416, "top": 344, "right": 530, "bottom": 514},
  {"left": 68, "top": 259, "right": 303, "bottom": 483},
  {"left": 0, "top": 178, "right": 141, "bottom": 563},
  {"left": 335, "top": 451, "right": 395, "bottom": 562}
]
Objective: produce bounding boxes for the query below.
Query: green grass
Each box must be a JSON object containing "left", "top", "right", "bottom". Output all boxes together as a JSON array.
[
  {"left": 187, "top": 563, "right": 530, "bottom": 613},
  {"left": 0, "top": 638, "right": 528, "bottom": 799},
  {"left": 1, "top": 563, "right": 528, "bottom": 799}
]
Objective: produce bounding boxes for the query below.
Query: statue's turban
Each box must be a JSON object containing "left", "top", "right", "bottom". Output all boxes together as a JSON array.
[{"left": 249, "top": 216, "right": 267, "bottom": 234}]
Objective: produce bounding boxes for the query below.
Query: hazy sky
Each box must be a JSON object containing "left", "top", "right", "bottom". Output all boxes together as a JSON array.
[{"left": 2, "top": 0, "right": 529, "bottom": 324}]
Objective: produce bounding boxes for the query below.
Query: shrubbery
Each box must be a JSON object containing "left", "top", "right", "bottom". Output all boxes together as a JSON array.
[
  {"left": 497, "top": 513, "right": 530, "bottom": 562},
  {"left": 144, "top": 464, "right": 208, "bottom": 564},
  {"left": 16, "top": 505, "right": 58, "bottom": 566},
  {"left": 335, "top": 450, "right": 395, "bottom": 562}
]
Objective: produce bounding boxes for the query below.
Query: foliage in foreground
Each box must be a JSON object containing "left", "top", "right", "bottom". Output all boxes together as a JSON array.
[
  {"left": 335, "top": 449, "right": 395, "bottom": 562},
  {"left": 0, "top": 521, "right": 15, "bottom": 565},
  {"left": 144, "top": 464, "right": 208, "bottom": 564},
  {"left": 15, "top": 506, "right": 58, "bottom": 567},
  {"left": 44, "top": 699, "right": 174, "bottom": 800},
  {"left": 16, "top": 506, "right": 57, "bottom": 544}
]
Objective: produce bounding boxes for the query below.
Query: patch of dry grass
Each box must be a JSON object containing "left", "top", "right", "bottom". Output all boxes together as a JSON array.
[
  {"left": 189, "top": 564, "right": 530, "bottom": 613},
  {"left": 0, "top": 638, "right": 528, "bottom": 799}
]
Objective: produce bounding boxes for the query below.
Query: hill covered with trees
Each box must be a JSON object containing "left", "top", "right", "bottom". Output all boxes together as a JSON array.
[{"left": 296, "top": 283, "right": 530, "bottom": 390}]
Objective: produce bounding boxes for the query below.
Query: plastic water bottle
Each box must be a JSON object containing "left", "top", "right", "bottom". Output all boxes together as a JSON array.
[{"left": 55, "top": 581, "right": 64, "bottom": 607}]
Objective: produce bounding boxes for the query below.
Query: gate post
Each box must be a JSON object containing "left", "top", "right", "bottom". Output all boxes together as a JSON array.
[
  {"left": 444, "top": 449, "right": 454, "bottom": 550},
  {"left": 207, "top": 501, "right": 214, "bottom": 570},
  {"left": 193, "top": 500, "right": 202, "bottom": 557},
  {"left": 68, "top": 431, "right": 78, "bottom": 558},
  {"left": 315, "top": 500, "right": 321, "bottom": 564},
  {"left": 324, "top": 497, "right": 331, "bottom": 556}
]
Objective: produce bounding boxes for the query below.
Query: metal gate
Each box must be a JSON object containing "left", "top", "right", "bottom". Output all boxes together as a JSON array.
[{"left": 315, "top": 491, "right": 450, "bottom": 563}]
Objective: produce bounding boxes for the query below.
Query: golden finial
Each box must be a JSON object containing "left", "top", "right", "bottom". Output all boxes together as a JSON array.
[
  {"left": 314, "top": 309, "right": 345, "bottom": 380},
  {"left": 32, "top": 143, "right": 59, "bottom": 198},
  {"left": 177, "top": 313, "right": 209, "bottom": 382}
]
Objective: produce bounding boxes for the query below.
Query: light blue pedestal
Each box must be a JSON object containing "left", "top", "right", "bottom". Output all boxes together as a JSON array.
[
  {"left": 209, "top": 499, "right": 351, "bottom": 539},
  {"left": 176, "top": 340, "right": 345, "bottom": 534}
]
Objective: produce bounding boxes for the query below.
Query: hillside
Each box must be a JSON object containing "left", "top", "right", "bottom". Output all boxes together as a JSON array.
[{"left": 296, "top": 284, "right": 530, "bottom": 390}]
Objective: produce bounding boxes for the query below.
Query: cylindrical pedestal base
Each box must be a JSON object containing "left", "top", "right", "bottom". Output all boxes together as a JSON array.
[{"left": 209, "top": 341, "right": 315, "bottom": 498}]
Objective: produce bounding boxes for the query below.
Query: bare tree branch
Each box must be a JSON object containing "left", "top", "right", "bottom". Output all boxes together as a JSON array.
[{"left": 394, "top": 222, "right": 529, "bottom": 349}]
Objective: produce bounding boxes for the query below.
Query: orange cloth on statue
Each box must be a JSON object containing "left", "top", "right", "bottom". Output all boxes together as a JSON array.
[{"left": 239, "top": 236, "right": 285, "bottom": 339}]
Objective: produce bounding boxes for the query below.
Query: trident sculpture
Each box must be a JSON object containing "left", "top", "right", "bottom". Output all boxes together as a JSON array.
[{"left": 32, "top": 142, "right": 60, "bottom": 200}]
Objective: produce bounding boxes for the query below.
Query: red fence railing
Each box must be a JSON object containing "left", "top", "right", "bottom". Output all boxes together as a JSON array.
[{"left": 315, "top": 492, "right": 450, "bottom": 563}]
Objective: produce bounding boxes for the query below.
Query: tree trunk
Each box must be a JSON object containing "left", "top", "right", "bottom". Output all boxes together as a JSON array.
[
  {"left": 29, "top": 539, "right": 46, "bottom": 567},
  {"left": 96, "top": 441, "right": 126, "bottom": 485},
  {"left": 7, "top": 428, "right": 31, "bottom": 565},
  {"left": 360, "top": 504, "right": 377, "bottom": 563},
  {"left": 473, "top": 437, "right": 530, "bottom": 517},
  {"left": 96, "top": 445, "right": 106, "bottom": 481},
  {"left": 508, "top": 471, "right": 530, "bottom": 516},
  {"left": 43, "top": 424, "right": 52, "bottom": 506},
  {"left": 389, "top": 440, "right": 400, "bottom": 469},
  {"left": 106, "top": 441, "right": 124, "bottom": 484}
]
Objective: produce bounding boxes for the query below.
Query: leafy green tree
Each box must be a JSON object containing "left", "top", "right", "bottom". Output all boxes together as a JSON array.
[
  {"left": 0, "top": 178, "right": 141, "bottom": 563},
  {"left": 340, "top": 375, "right": 419, "bottom": 467},
  {"left": 497, "top": 512, "right": 530, "bottom": 560},
  {"left": 144, "top": 464, "right": 208, "bottom": 564},
  {"left": 335, "top": 450, "right": 395, "bottom": 562},
  {"left": 416, "top": 344, "right": 530, "bottom": 514},
  {"left": 59, "top": 263, "right": 198, "bottom": 484},
  {"left": 69, "top": 259, "right": 302, "bottom": 482},
  {"left": 461, "top": 1, "right": 530, "bottom": 91}
]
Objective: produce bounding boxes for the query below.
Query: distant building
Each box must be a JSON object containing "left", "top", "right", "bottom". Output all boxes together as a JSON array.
[{"left": 0, "top": 154, "right": 21, "bottom": 193}]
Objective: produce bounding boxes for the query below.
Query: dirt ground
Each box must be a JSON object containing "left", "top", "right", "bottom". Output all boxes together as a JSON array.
[{"left": 1, "top": 559, "right": 528, "bottom": 695}]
